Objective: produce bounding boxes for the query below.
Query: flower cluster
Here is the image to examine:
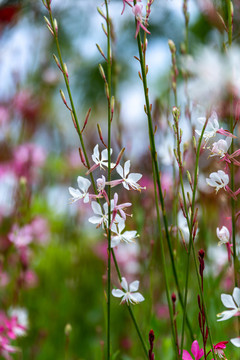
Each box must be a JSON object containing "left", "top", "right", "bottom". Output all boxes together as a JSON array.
[
  {"left": 121, "top": 0, "right": 151, "bottom": 38},
  {"left": 0, "top": 308, "right": 28, "bottom": 359},
  {"left": 69, "top": 144, "right": 145, "bottom": 305}
]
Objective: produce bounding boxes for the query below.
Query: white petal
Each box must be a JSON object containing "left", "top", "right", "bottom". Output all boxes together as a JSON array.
[
  {"left": 91, "top": 201, "right": 102, "bottom": 216},
  {"left": 217, "top": 309, "right": 238, "bottom": 321},
  {"left": 88, "top": 216, "right": 101, "bottom": 224},
  {"left": 118, "top": 218, "right": 126, "bottom": 233},
  {"left": 121, "top": 277, "right": 128, "bottom": 292},
  {"left": 206, "top": 178, "right": 217, "bottom": 187},
  {"left": 128, "top": 173, "right": 142, "bottom": 183},
  {"left": 77, "top": 176, "right": 91, "bottom": 192},
  {"left": 92, "top": 144, "right": 99, "bottom": 163},
  {"left": 221, "top": 294, "right": 236, "bottom": 309},
  {"left": 124, "top": 160, "right": 131, "bottom": 176},
  {"left": 226, "top": 137, "right": 232, "bottom": 150},
  {"left": 129, "top": 292, "right": 145, "bottom": 304},
  {"left": 101, "top": 148, "right": 109, "bottom": 162},
  {"left": 111, "top": 236, "right": 121, "bottom": 248},
  {"left": 129, "top": 280, "right": 139, "bottom": 292},
  {"left": 68, "top": 187, "right": 82, "bottom": 199},
  {"left": 112, "top": 289, "right": 125, "bottom": 298},
  {"left": 233, "top": 287, "right": 240, "bottom": 307},
  {"left": 197, "top": 116, "right": 206, "bottom": 125},
  {"left": 116, "top": 164, "right": 124, "bottom": 178},
  {"left": 83, "top": 193, "right": 89, "bottom": 203},
  {"left": 122, "top": 181, "right": 130, "bottom": 190},
  {"left": 123, "top": 231, "right": 137, "bottom": 242},
  {"left": 209, "top": 111, "right": 219, "bottom": 130},
  {"left": 230, "top": 337, "right": 240, "bottom": 347}
]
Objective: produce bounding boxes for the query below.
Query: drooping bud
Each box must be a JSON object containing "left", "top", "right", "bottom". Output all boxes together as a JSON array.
[
  {"left": 65, "top": 324, "right": 72, "bottom": 336},
  {"left": 171, "top": 293, "right": 176, "bottom": 303},
  {"left": 101, "top": 23, "right": 107, "bottom": 36},
  {"left": 97, "top": 7, "right": 107, "bottom": 20},
  {"left": 63, "top": 63, "right": 68, "bottom": 79},
  {"left": 81, "top": 108, "right": 91, "bottom": 133},
  {"left": 110, "top": 96, "right": 115, "bottom": 117},
  {"left": 99, "top": 64, "right": 106, "bottom": 82},
  {"left": 53, "top": 54, "right": 62, "bottom": 71},
  {"left": 53, "top": 18, "right": 58, "bottom": 34},
  {"left": 97, "top": 124, "right": 107, "bottom": 148},
  {"left": 96, "top": 44, "right": 107, "bottom": 62},
  {"left": 172, "top": 106, "right": 180, "bottom": 120},
  {"left": 168, "top": 39, "right": 176, "bottom": 53},
  {"left": 198, "top": 249, "right": 205, "bottom": 277}
]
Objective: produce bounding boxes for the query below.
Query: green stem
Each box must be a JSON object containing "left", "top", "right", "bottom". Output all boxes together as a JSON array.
[
  {"left": 174, "top": 115, "right": 216, "bottom": 360},
  {"left": 104, "top": 1, "right": 112, "bottom": 359},
  {"left": 133, "top": 0, "right": 193, "bottom": 340},
  {"left": 152, "top": 160, "right": 179, "bottom": 358},
  {"left": 111, "top": 250, "right": 149, "bottom": 359}
]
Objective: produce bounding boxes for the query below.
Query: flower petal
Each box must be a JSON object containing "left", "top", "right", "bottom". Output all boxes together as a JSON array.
[
  {"left": 233, "top": 287, "right": 240, "bottom": 307},
  {"left": 221, "top": 294, "right": 236, "bottom": 309},
  {"left": 182, "top": 350, "right": 193, "bottom": 360},
  {"left": 124, "top": 160, "right": 131, "bottom": 177},
  {"left": 129, "top": 280, "right": 139, "bottom": 292},
  {"left": 230, "top": 337, "right": 240, "bottom": 347},
  {"left": 68, "top": 187, "right": 82, "bottom": 200},
  {"left": 116, "top": 164, "right": 124, "bottom": 178},
  {"left": 217, "top": 309, "right": 238, "bottom": 321},
  {"left": 129, "top": 292, "right": 145, "bottom": 304},
  {"left": 112, "top": 289, "right": 125, "bottom": 298},
  {"left": 191, "top": 340, "right": 201, "bottom": 359},
  {"left": 121, "top": 277, "right": 128, "bottom": 292},
  {"left": 77, "top": 176, "right": 91, "bottom": 192},
  {"left": 92, "top": 144, "right": 99, "bottom": 163},
  {"left": 91, "top": 201, "right": 102, "bottom": 216}
]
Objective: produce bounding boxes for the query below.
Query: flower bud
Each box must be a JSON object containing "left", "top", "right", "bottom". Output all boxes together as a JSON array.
[{"left": 65, "top": 324, "right": 72, "bottom": 336}]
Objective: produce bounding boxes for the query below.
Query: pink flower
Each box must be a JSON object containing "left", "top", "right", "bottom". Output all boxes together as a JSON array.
[
  {"left": 182, "top": 340, "right": 204, "bottom": 360},
  {"left": 121, "top": 0, "right": 141, "bottom": 15},
  {"left": 211, "top": 341, "right": 228, "bottom": 359},
  {"left": 8, "top": 224, "right": 33, "bottom": 248},
  {"left": 13, "top": 143, "right": 46, "bottom": 180},
  {"left": 132, "top": 4, "right": 150, "bottom": 38},
  {"left": 30, "top": 217, "right": 49, "bottom": 244}
]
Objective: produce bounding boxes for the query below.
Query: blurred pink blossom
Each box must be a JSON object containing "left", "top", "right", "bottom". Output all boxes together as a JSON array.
[
  {"left": 8, "top": 224, "right": 33, "bottom": 248},
  {"left": 13, "top": 143, "right": 46, "bottom": 180},
  {"left": 30, "top": 217, "right": 49, "bottom": 244}
]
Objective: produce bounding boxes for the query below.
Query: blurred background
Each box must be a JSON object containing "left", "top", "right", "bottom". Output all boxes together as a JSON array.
[{"left": 0, "top": 0, "right": 240, "bottom": 359}]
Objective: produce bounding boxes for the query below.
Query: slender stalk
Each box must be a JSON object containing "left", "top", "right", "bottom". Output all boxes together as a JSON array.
[
  {"left": 174, "top": 115, "right": 216, "bottom": 360},
  {"left": 226, "top": 0, "right": 238, "bottom": 289},
  {"left": 152, "top": 160, "right": 179, "bottom": 358},
  {"left": 104, "top": 1, "right": 112, "bottom": 359},
  {"left": 45, "top": 3, "right": 148, "bottom": 357},
  {"left": 133, "top": 0, "right": 193, "bottom": 340},
  {"left": 111, "top": 250, "right": 149, "bottom": 358}
]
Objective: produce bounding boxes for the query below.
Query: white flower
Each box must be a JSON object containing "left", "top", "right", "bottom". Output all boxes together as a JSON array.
[
  {"left": 195, "top": 111, "right": 219, "bottom": 146},
  {"left": 230, "top": 337, "right": 240, "bottom": 347},
  {"left": 112, "top": 277, "right": 144, "bottom": 305},
  {"left": 111, "top": 218, "right": 138, "bottom": 248},
  {"left": 92, "top": 144, "right": 114, "bottom": 170},
  {"left": 116, "top": 160, "right": 144, "bottom": 191},
  {"left": 210, "top": 138, "right": 232, "bottom": 158},
  {"left": 88, "top": 201, "right": 111, "bottom": 228},
  {"left": 217, "top": 287, "right": 240, "bottom": 321},
  {"left": 68, "top": 176, "right": 91, "bottom": 203},
  {"left": 216, "top": 226, "right": 230, "bottom": 246},
  {"left": 206, "top": 170, "right": 229, "bottom": 193},
  {"left": 96, "top": 175, "right": 106, "bottom": 192}
]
